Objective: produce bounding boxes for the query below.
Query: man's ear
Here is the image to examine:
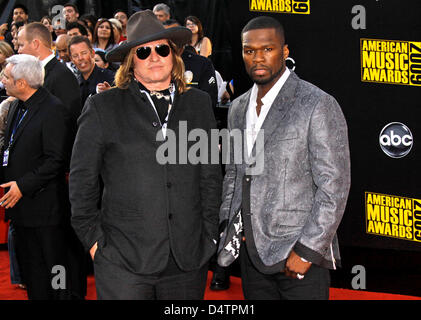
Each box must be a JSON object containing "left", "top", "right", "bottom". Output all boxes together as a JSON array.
[
  {"left": 16, "top": 78, "right": 27, "bottom": 89},
  {"left": 283, "top": 44, "right": 289, "bottom": 60},
  {"left": 32, "top": 38, "right": 40, "bottom": 51}
]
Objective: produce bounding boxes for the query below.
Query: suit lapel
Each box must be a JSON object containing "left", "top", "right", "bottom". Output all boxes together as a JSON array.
[
  {"left": 233, "top": 90, "right": 251, "bottom": 131},
  {"left": 128, "top": 80, "right": 162, "bottom": 123},
  {"left": 4, "top": 100, "right": 19, "bottom": 144},
  {"left": 6, "top": 89, "right": 46, "bottom": 150},
  {"left": 249, "top": 71, "right": 300, "bottom": 158},
  {"left": 10, "top": 104, "right": 41, "bottom": 148}
]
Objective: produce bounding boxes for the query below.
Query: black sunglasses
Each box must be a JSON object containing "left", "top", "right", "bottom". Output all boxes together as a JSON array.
[{"left": 136, "top": 44, "right": 171, "bottom": 60}]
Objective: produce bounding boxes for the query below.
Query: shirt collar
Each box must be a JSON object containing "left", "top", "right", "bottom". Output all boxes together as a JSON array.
[
  {"left": 249, "top": 68, "right": 291, "bottom": 109},
  {"left": 22, "top": 87, "right": 44, "bottom": 110},
  {"left": 41, "top": 52, "right": 56, "bottom": 68},
  {"left": 80, "top": 65, "right": 98, "bottom": 83},
  {"left": 260, "top": 67, "right": 290, "bottom": 106}
]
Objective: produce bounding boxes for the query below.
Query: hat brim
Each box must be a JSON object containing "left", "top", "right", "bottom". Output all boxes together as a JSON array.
[{"left": 106, "top": 27, "right": 192, "bottom": 63}]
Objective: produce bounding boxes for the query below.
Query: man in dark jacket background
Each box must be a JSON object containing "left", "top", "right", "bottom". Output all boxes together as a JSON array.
[
  {"left": 0, "top": 54, "right": 70, "bottom": 300},
  {"left": 16, "top": 22, "right": 86, "bottom": 300},
  {"left": 68, "top": 36, "right": 115, "bottom": 106}
]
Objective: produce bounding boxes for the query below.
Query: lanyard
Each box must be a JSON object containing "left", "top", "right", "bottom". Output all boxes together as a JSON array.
[
  {"left": 139, "top": 87, "right": 175, "bottom": 138},
  {"left": 8, "top": 108, "right": 28, "bottom": 148}
]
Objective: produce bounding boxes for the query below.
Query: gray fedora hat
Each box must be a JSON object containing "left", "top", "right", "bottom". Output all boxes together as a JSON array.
[{"left": 106, "top": 10, "right": 191, "bottom": 62}]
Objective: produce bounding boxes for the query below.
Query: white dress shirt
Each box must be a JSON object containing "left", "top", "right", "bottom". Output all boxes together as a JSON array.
[
  {"left": 41, "top": 52, "right": 56, "bottom": 68},
  {"left": 246, "top": 68, "right": 290, "bottom": 156}
]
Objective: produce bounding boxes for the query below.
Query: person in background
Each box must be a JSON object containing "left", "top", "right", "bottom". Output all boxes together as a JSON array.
[
  {"left": 109, "top": 18, "right": 124, "bottom": 44},
  {"left": 3, "top": 5, "right": 30, "bottom": 49},
  {"left": 80, "top": 14, "right": 97, "bottom": 34},
  {"left": 114, "top": 10, "right": 128, "bottom": 40},
  {"left": 69, "top": 36, "right": 115, "bottom": 105},
  {"left": 0, "top": 41, "right": 24, "bottom": 290},
  {"left": 153, "top": 3, "right": 171, "bottom": 23},
  {"left": 184, "top": 16, "right": 212, "bottom": 58},
  {"left": 0, "top": 54, "right": 70, "bottom": 299},
  {"left": 11, "top": 22, "right": 25, "bottom": 53},
  {"left": 0, "top": 41, "right": 14, "bottom": 73},
  {"left": 63, "top": 3, "right": 80, "bottom": 25},
  {"left": 12, "top": 4, "right": 29, "bottom": 24},
  {"left": 17, "top": 22, "right": 82, "bottom": 134},
  {"left": 55, "top": 34, "right": 79, "bottom": 77},
  {"left": 94, "top": 49, "right": 109, "bottom": 69},
  {"left": 163, "top": 20, "right": 217, "bottom": 111},
  {"left": 55, "top": 34, "right": 71, "bottom": 63},
  {"left": 92, "top": 19, "right": 116, "bottom": 52},
  {"left": 17, "top": 23, "right": 86, "bottom": 299},
  {"left": 40, "top": 16, "right": 56, "bottom": 42},
  {"left": 0, "top": 24, "right": 7, "bottom": 42},
  {"left": 66, "top": 22, "right": 88, "bottom": 39},
  {"left": 94, "top": 49, "right": 118, "bottom": 73}
]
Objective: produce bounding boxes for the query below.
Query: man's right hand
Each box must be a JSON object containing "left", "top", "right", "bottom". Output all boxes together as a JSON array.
[
  {"left": 0, "top": 23, "right": 8, "bottom": 36},
  {"left": 90, "top": 242, "right": 98, "bottom": 260}
]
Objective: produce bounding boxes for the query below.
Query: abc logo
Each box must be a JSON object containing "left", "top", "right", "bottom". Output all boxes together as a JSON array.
[
  {"left": 379, "top": 122, "right": 413, "bottom": 158},
  {"left": 286, "top": 57, "right": 296, "bottom": 71}
]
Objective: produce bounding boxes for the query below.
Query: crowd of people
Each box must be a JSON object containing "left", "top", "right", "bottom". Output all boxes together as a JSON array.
[
  {"left": 0, "top": 2, "right": 232, "bottom": 300},
  {"left": 0, "top": 2, "right": 350, "bottom": 301},
  {"left": 0, "top": 3, "right": 230, "bottom": 108}
]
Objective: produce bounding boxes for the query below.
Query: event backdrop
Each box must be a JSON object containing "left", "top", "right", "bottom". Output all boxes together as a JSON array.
[{"left": 223, "top": 0, "right": 421, "bottom": 253}]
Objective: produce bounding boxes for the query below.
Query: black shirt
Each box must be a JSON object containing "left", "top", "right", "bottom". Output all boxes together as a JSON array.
[{"left": 78, "top": 65, "right": 115, "bottom": 106}]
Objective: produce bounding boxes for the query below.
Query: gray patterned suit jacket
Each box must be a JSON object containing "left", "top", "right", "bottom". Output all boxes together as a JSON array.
[{"left": 217, "top": 71, "right": 351, "bottom": 271}]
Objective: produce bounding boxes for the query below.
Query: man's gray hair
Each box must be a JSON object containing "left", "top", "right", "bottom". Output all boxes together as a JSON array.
[
  {"left": 6, "top": 54, "right": 44, "bottom": 89},
  {"left": 153, "top": 3, "right": 170, "bottom": 15}
]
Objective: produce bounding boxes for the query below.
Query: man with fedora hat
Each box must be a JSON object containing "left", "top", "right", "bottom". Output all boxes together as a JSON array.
[{"left": 69, "top": 10, "right": 222, "bottom": 300}]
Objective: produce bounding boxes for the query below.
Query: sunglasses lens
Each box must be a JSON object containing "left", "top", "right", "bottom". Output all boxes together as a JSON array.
[
  {"left": 136, "top": 45, "right": 170, "bottom": 60},
  {"left": 155, "top": 44, "right": 170, "bottom": 57},
  {"left": 136, "top": 46, "right": 151, "bottom": 60}
]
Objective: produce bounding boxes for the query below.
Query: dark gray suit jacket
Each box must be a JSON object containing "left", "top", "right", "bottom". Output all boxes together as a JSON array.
[
  {"left": 218, "top": 71, "right": 351, "bottom": 272},
  {"left": 69, "top": 80, "right": 222, "bottom": 274}
]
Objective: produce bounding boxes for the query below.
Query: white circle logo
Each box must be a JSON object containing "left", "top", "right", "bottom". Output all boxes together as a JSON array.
[
  {"left": 379, "top": 122, "right": 413, "bottom": 158},
  {"left": 286, "top": 57, "right": 296, "bottom": 71},
  {"left": 184, "top": 70, "right": 193, "bottom": 84}
]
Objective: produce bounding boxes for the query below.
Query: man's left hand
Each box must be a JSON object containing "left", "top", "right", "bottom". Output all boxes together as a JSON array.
[
  {"left": 285, "top": 250, "right": 312, "bottom": 279},
  {"left": 96, "top": 81, "right": 111, "bottom": 93},
  {"left": 0, "top": 181, "right": 23, "bottom": 209}
]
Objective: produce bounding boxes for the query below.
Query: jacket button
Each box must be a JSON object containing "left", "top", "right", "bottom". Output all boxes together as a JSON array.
[
  {"left": 152, "top": 121, "right": 158, "bottom": 127},
  {"left": 245, "top": 177, "right": 250, "bottom": 182},
  {"left": 167, "top": 182, "right": 172, "bottom": 188},
  {"left": 168, "top": 213, "right": 173, "bottom": 220}
]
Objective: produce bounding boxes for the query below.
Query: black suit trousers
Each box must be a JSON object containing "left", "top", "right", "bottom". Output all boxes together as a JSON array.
[
  {"left": 14, "top": 225, "right": 70, "bottom": 300},
  {"left": 239, "top": 242, "right": 331, "bottom": 300},
  {"left": 93, "top": 251, "right": 208, "bottom": 300}
]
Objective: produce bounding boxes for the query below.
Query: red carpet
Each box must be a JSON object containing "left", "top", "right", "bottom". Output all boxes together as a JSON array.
[{"left": 0, "top": 249, "right": 420, "bottom": 300}]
